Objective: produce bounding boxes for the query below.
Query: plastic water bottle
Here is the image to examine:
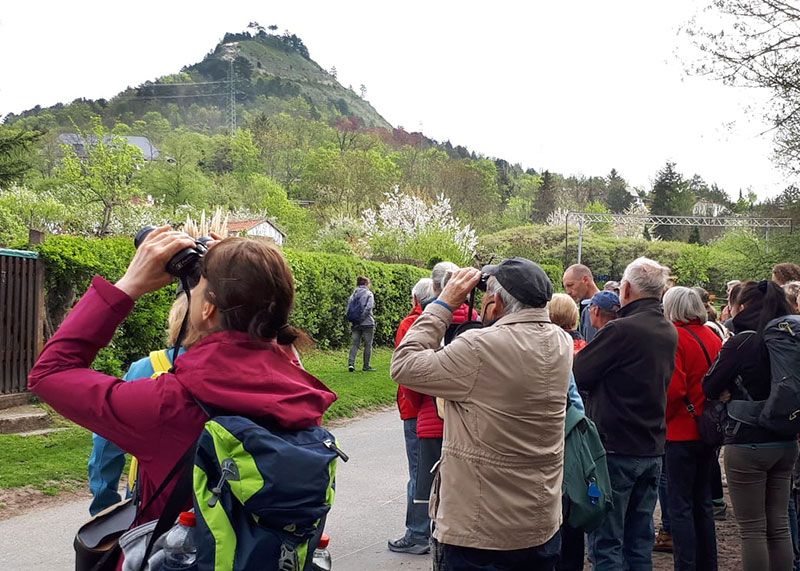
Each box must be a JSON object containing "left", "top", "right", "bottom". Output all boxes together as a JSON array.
[{"left": 163, "top": 511, "right": 197, "bottom": 570}]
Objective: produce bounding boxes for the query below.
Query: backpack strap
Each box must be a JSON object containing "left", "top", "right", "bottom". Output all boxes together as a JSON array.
[{"left": 149, "top": 349, "right": 173, "bottom": 378}]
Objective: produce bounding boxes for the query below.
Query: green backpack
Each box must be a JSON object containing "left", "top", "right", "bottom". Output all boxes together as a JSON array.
[{"left": 562, "top": 403, "right": 613, "bottom": 532}]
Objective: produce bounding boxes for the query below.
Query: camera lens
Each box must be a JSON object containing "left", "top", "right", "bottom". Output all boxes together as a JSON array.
[{"left": 134, "top": 225, "right": 157, "bottom": 249}]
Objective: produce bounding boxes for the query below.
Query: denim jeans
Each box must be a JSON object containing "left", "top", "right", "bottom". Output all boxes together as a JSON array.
[
  {"left": 658, "top": 456, "right": 670, "bottom": 533},
  {"left": 348, "top": 325, "right": 374, "bottom": 369},
  {"left": 403, "top": 418, "right": 430, "bottom": 544},
  {"left": 433, "top": 531, "right": 561, "bottom": 571},
  {"left": 666, "top": 440, "right": 718, "bottom": 571},
  {"left": 589, "top": 454, "right": 661, "bottom": 571}
]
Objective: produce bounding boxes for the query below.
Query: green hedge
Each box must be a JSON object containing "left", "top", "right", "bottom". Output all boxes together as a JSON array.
[{"left": 36, "top": 236, "right": 427, "bottom": 375}]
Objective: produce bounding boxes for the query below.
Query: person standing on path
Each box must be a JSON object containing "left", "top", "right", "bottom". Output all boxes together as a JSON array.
[
  {"left": 347, "top": 276, "right": 376, "bottom": 372},
  {"left": 388, "top": 278, "right": 436, "bottom": 555},
  {"left": 392, "top": 258, "right": 572, "bottom": 570},
  {"left": 662, "top": 286, "right": 722, "bottom": 571},
  {"left": 563, "top": 264, "right": 601, "bottom": 343},
  {"left": 574, "top": 257, "right": 678, "bottom": 570}
]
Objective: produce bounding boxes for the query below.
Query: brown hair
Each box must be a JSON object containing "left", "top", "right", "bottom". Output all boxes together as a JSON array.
[
  {"left": 356, "top": 276, "right": 370, "bottom": 286},
  {"left": 200, "top": 238, "right": 304, "bottom": 346},
  {"left": 772, "top": 263, "right": 800, "bottom": 286}
]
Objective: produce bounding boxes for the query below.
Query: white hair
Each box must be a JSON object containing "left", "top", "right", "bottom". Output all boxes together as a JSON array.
[
  {"left": 622, "top": 257, "right": 670, "bottom": 299},
  {"left": 411, "top": 278, "right": 436, "bottom": 308},
  {"left": 431, "top": 261, "right": 459, "bottom": 295},
  {"left": 663, "top": 286, "right": 706, "bottom": 323},
  {"left": 487, "top": 276, "right": 532, "bottom": 315}
]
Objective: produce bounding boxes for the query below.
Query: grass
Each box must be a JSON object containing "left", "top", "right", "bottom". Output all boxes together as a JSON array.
[{"left": 0, "top": 348, "right": 396, "bottom": 493}]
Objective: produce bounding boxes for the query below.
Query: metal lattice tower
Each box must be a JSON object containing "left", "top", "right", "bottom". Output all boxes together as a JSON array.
[
  {"left": 565, "top": 211, "right": 793, "bottom": 264},
  {"left": 228, "top": 58, "right": 237, "bottom": 135}
]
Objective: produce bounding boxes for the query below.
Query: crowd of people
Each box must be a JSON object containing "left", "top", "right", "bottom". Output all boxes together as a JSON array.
[
  {"left": 388, "top": 258, "right": 800, "bottom": 571},
  {"left": 24, "top": 223, "right": 800, "bottom": 571}
]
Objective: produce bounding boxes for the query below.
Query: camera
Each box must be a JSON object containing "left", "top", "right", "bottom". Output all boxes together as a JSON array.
[{"left": 134, "top": 226, "right": 212, "bottom": 285}]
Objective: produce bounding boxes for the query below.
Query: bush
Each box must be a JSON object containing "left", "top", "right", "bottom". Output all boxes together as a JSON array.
[{"left": 37, "top": 236, "right": 428, "bottom": 374}]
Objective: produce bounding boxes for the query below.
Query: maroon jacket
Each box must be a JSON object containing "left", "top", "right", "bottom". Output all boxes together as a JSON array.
[
  {"left": 408, "top": 303, "right": 479, "bottom": 439},
  {"left": 29, "top": 277, "right": 337, "bottom": 528}
]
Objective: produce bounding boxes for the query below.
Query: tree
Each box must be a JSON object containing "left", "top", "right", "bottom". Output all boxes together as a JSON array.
[
  {"left": 330, "top": 66, "right": 338, "bottom": 79},
  {"left": 359, "top": 84, "right": 367, "bottom": 99},
  {"left": 605, "top": 168, "right": 634, "bottom": 213},
  {"left": 685, "top": 1, "right": 800, "bottom": 173},
  {"left": 0, "top": 126, "right": 42, "bottom": 187},
  {"left": 649, "top": 162, "right": 695, "bottom": 241},
  {"left": 56, "top": 118, "right": 144, "bottom": 235},
  {"left": 532, "top": 170, "right": 558, "bottom": 223}
]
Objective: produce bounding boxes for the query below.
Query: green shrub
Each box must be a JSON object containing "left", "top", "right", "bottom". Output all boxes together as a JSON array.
[{"left": 37, "top": 236, "right": 427, "bottom": 373}]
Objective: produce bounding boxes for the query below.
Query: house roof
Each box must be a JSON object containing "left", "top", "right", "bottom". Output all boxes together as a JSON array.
[
  {"left": 227, "top": 218, "right": 286, "bottom": 237},
  {"left": 57, "top": 133, "right": 160, "bottom": 160}
]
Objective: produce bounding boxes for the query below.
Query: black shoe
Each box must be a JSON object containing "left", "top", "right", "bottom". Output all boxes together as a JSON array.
[
  {"left": 348, "top": 365, "right": 355, "bottom": 373},
  {"left": 363, "top": 366, "right": 376, "bottom": 372},
  {"left": 388, "top": 537, "right": 430, "bottom": 555}
]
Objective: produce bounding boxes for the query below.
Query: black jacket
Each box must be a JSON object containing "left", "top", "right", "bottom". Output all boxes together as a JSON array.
[
  {"left": 574, "top": 298, "right": 678, "bottom": 456},
  {"left": 703, "top": 306, "right": 795, "bottom": 445}
]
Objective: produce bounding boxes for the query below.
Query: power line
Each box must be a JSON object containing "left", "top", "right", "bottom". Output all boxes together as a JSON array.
[{"left": 135, "top": 80, "right": 233, "bottom": 87}]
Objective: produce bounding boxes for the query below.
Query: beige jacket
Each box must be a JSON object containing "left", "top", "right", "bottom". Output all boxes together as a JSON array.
[{"left": 391, "top": 303, "right": 572, "bottom": 550}]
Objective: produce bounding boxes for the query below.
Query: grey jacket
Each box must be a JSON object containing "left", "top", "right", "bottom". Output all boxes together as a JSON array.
[
  {"left": 348, "top": 286, "right": 375, "bottom": 328},
  {"left": 391, "top": 303, "right": 572, "bottom": 550}
]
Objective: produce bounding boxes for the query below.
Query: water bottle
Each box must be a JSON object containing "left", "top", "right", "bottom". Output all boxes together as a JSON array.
[{"left": 163, "top": 511, "right": 197, "bottom": 570}]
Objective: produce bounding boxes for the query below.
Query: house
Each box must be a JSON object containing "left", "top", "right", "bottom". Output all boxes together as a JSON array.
[
  {"left": 692, "top": 199, "right": 730, "bottom": 218},
  {"left": 227, "top": 218, "right": 286, "bottom": 245},
  {"left": 57, "top": 134, "right": 160, "bottom": 161}
]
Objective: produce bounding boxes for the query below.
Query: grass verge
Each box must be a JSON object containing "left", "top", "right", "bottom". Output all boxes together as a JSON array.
[{"left": 0, "top": 347, "right": 396, "bottom": 493}]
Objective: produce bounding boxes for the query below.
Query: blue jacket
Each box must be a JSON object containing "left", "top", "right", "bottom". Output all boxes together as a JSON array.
[{"left": 87, "top": 348, "right": 183, "bottom": 515}]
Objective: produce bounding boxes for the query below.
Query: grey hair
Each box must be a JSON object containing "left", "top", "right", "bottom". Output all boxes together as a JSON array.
[
  {"left": 622, "top": 257, "right": 670, "bottom": 299},
  {"left": 663, "top": 286, "right": 707, "bottom": 323},
  {"left": 431, "top": 261, "right": 459, "bottom": 295},
  {"left": 487, "top": 276, "right": 532, "bottom": 315},
  {"left": 783, "top": 281, "right": 800, "bottom": 305},
  {"left": 411, "top": 278, "right": 436, "bottom": 308}
]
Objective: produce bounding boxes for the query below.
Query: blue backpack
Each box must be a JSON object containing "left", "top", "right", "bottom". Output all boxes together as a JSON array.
[
  {"left": 346, "top": 292, "right": 366, "bottom": 324},
  {"left": 139, "top": 414, "right": 347, "bottom": 571}
]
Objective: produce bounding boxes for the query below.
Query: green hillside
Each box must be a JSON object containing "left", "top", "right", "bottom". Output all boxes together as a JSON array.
[{"left": 4, "top": 30, "right": 391, "bottom": 133}]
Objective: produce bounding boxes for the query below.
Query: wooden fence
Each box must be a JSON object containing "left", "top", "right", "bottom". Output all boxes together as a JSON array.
[{"left": 0, "top": 249, "right": 44, "bottom": 395}]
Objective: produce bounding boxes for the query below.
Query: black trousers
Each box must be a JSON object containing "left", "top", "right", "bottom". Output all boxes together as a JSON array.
[
  {"left": 666, "top": 440, "right": 718, "bottom": 571},
  {"left": 433, "top": 532, "right": 561, "bottom": 571},
  {"left": 557, "top": 524, "right": 584, "bottom": 571}
]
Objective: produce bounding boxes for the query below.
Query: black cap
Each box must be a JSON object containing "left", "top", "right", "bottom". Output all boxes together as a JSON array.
[{"left": 481, "top": 257, "right": 553, "bottom": 307}]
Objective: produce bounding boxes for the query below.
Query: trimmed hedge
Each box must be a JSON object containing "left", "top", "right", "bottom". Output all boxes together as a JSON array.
[{"left": 37, "top": 236, "right": 427, "bottom": 375}]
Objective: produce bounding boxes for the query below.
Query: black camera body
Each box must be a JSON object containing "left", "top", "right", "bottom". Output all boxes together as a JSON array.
[
  {"left": 134, "top": 226, "right": 211, "bottom": 284},
  {"left": 476, "top": 273, "right": 489, "bottom": 292}
]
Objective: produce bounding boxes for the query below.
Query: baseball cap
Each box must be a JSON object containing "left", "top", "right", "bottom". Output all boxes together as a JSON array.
[
  {"left": 589, "top": 290, "right": 621, "bottom": 312},
  {"left": 481, "top": 257, "right": 553, "bottom": 307}
]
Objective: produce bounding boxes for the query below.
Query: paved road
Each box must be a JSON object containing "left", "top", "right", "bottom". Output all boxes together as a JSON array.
[{"left": 0, "top": 409, "right": 430, "bottom": 570}]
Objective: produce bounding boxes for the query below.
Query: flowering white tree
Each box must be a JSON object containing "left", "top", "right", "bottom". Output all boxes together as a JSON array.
[{"left": 361, "top": 187, "right": 478, "bottom": 263}]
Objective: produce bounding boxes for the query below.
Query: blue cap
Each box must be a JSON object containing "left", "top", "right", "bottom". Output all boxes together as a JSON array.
[{"left": 589, "top": 290, "right": 620, "bottom": 312}]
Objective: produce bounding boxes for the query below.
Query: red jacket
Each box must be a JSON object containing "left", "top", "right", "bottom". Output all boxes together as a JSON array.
[
  {"left": 666, "top": 321, "right": 722, "bottom": 442},
  {"left": 410, "top": 303, "right": 479, "bottom": 439},
  {"left": 29, "top": 277, "right": 337, "bottom": 530},
  {"left": 395, "top": 305, "right": 423, "bottom": 420}
]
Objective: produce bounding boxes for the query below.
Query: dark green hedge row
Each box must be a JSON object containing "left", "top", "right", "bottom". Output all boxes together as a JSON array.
[{"left": 36, "top": 236, "right": 427, "bottom": 376}]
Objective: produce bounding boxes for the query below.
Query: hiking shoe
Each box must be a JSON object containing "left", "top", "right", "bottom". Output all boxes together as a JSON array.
[
  {"left": 388, "top": 537, "right": 430, "bottom": 555},
  {"left": 713, "top": 502, "right": 728, "bottom": 521},
  {"left": 653, "top": 529, "right": 673, "bottom": 553},
  {"left": 348, "top": 365, "right": 355, "bottom": 373},
  {"left": 363, "top": 366, "right": 376, "bottom": 372}
]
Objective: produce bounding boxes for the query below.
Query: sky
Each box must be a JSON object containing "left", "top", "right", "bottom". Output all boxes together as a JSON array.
[{"left": 0, "top": 1, "right": 790, "bottom": 199}]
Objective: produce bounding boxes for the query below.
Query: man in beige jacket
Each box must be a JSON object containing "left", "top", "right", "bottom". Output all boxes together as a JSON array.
[{"left": 391, "top": 257, "right": 573, "bottom": 570}]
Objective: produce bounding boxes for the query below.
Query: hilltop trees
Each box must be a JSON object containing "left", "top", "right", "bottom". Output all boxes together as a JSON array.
[
  {"left": 606, "top": 168, "right": 634, "bottom": 213},
  {"left": 649, "top": 161, "right": 696, "bottom": 241},
  {"left": 532, "top": 170, "right": 558, "bottom": 223}
]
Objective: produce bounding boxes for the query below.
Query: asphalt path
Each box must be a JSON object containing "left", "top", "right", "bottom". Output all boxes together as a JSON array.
[{"left": 0, "top": 408, "right": 431, "bottom": 570}]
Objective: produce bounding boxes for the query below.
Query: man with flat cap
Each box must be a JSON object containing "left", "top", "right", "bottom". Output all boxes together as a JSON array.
[{"left": 391, "top": 257, "right": 573, "bottom": 571}]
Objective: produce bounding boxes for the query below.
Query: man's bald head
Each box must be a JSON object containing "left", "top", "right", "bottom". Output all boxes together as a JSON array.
[{"left": 562, "top": 264, "right": 599, "bottom": 302}]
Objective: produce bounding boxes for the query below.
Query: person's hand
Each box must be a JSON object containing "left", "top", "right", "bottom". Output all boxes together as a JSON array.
[
  {"left": 115, "top": 226, "right": 196, "bottom": 301},
  {"left": 439, "top": 267, "right": 482, "bottom": 310},
  {"left": 720, "top": 389, "right": 732, "bottom": 403}
]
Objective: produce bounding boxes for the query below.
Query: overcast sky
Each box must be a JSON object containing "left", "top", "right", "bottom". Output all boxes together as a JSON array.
[{"left": 0, "top": 1, "right": 789, "bottom": 199}]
